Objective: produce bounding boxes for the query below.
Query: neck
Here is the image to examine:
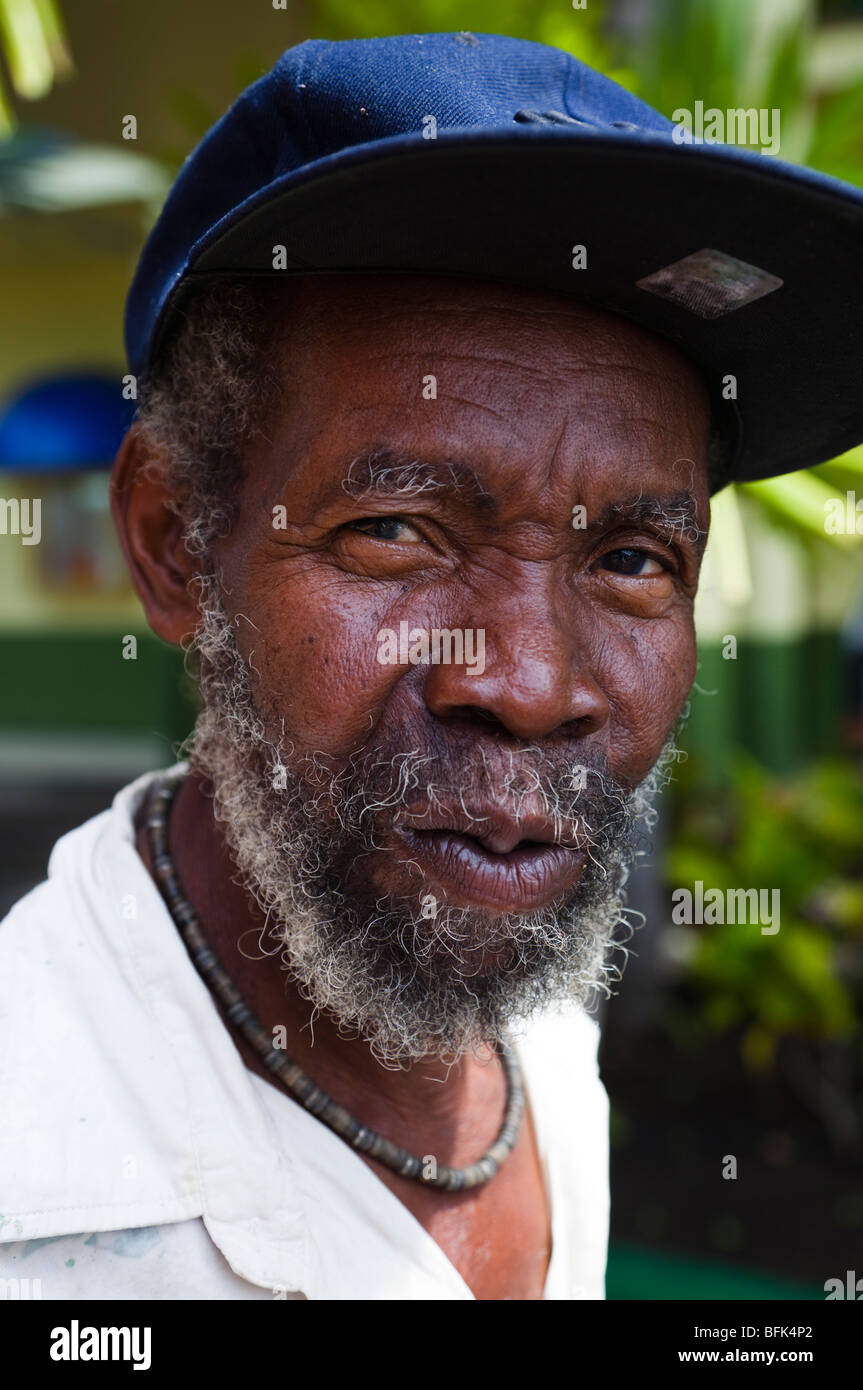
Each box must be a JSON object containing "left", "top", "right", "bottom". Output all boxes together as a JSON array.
[{"left": 134, "top": 768, "right": 507, "bottom": 1163}]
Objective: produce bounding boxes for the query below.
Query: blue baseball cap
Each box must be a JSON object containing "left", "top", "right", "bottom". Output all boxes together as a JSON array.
[{"left": 125, "top": 30, "right": 863, "bottom": 487}]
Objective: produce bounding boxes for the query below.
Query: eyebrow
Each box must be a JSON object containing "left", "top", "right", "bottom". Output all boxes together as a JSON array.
[
  {"left": 340, "top": 449, "right": 496, "bottom": 511},
  {"left": 587, "top": 490, "right": 707, "bottom": 549},
  {"left": 335, "top": 451, "right": 706, "bottom": 547}
]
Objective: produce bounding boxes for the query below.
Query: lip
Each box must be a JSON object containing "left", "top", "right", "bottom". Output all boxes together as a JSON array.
[{"left": 394, "top": 824, "right": 586, "bottom": 912}]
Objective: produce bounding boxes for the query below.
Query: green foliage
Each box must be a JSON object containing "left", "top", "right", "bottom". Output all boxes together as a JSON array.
[
  {"left": 667, "top": 756, "right": 863, "bottom": 1064},
  {"left": 305, "top": 0, "right": 633, "bottom": 86},
  {"left": 808, "top": 75, "right": 863, "bottom": 185},
  {"left": 629, "top": 0, "right": 754, "bottom": 116},
  {"left": 0, "top": 0, "right": 72, "bottom": 135},
  {"left": 620, "top": 0, "right": 817, "bottom": 161},
  {"left": 616, "top": 0, "right": 863, "bottom": 551}
]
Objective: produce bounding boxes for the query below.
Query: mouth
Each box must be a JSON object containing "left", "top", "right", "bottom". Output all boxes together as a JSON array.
[{"left": 394, "top": 807, "right": 587, "bottom": 913}]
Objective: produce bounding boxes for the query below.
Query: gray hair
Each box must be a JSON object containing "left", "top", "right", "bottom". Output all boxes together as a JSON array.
[{"left": 136, "top": 279, "right": 281, "bottom": 557}]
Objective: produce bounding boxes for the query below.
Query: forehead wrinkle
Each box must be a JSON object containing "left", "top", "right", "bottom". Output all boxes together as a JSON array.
[
  {"left": 352, "top": 349, "right": 668, "bottom": 383},
  {"left": 350, "top": 348, "right": 587, "bottom": 389},
  {"left": 585, "top": 416, "right": 707, "bottom": 460},
  {"left": 320, "top": 290, "right": 677, "bottom": 350},
  {"left": 340, "top": 395, "right": 512, "bottom": 427}
]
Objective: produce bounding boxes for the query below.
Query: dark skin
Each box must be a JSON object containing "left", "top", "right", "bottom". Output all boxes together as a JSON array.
[{"left": 112, "top": 274, "right": 711, "bottom": 1300}]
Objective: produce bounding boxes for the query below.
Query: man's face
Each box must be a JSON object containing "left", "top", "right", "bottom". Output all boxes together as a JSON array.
[{"left": 177, "top": 275, "right": 711, "bottom": 1061}]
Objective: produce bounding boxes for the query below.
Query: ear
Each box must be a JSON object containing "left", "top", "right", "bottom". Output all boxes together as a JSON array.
[{"left": 110, "top": 423, "right": 202, "bottom": 646}]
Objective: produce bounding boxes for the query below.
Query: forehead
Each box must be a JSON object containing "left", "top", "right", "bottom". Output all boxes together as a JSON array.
[
  {"left": 255, "top": 274, "right": 710, "bottom": 504},
  {"left": 274, "top": 272, "right": 706, "bottom": 383}
]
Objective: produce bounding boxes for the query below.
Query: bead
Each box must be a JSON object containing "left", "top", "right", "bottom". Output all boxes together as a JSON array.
[{"left": 146, "top": 773, "right": 524, "bottom": 1191}]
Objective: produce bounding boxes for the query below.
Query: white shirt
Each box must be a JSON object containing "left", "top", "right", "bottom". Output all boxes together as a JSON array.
[{"left": 0, "top": 766, "right": 610, "bottom": 1300}]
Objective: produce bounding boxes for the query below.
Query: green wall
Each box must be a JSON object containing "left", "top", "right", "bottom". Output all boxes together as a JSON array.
[
  {"left": 0, "top": 630, "right": 843, "bottom": 777},
  {"left": 0, "top": 630, "right": 196, "bottom": 746},
  {"left": 685, "top": 635, "right": 844, "bottom": 778}
]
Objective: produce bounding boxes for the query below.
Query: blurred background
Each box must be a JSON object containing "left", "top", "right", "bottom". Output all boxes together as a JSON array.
[{"left": 1, "top": 0, "right": 861, "bottom": 1299}]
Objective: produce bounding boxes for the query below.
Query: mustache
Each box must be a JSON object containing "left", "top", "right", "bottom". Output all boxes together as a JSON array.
[{"left": 274, "top": 737, "right": 639, "bottom": 869}]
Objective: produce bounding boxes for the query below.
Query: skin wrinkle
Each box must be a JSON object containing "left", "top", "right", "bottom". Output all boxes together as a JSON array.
[
  {"left": 417, "top": 395, "right": 514, "bottom": 425},
  {"left": 115, "top": 272, "right": 711, "bottom": 1301},
  {"left": 187, "top": 574, "right": 663, "bottom": 1052},
  {"left": 315, "top": 471, "right": 702, "bottom": 582},
  {"left": 542, "top": 417, "right": 570, "bottom": 493},
  {"left": 350, "top": 347, "right": 684, "bottom": 376}
]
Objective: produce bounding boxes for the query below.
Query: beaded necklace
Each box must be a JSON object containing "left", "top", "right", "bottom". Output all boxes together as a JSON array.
[{"left": 145, "top": 772, "right": 525, "bottom": 1191}]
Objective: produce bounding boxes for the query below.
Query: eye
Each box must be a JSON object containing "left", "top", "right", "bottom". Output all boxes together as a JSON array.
[
  {"left": 346, "top": 516, "right": 423, "bottom": 543},
  {"left": 599, "top": 547, "right": 667, "bottom": 577}
]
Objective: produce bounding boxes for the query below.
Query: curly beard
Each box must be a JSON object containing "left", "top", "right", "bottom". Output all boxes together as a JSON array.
[{"left": 186, "top": 573, "right": 678, "bottom": 1067}]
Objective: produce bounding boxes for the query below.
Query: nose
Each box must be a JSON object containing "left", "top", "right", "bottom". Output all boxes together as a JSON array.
[{"left": 422, "top": 573, "right": 610, "bottom": 742}]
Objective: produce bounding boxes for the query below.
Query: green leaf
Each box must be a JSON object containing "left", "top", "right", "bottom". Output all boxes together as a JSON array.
[
  {"left": 742, "top": 473, "right": 862, "bottom": 548},
  {"left": 0, "top": 0, "right": 53, "bottom": 99},
  {"left": 32, "top": 0, "right": 71, "bottom": 74}
]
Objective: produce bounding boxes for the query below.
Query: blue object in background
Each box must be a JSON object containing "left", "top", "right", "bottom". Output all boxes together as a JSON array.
[{"left": 0, "top": 373, "right": 134, "bottom": 471}]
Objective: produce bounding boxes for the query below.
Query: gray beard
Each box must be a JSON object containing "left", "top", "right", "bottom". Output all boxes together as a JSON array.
[{"left": 187, "top": 574, "right": 677, "bottom": 1067}]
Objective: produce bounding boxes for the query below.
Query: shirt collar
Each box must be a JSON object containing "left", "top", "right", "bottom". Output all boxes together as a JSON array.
[{"left": 0, "top": 765, "right": 607, "bottom": 1298}]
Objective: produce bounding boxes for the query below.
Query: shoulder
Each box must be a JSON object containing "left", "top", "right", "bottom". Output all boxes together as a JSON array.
[
  {"left": 0, "top": 768, "right": 205, "bottom": 1244},
  {"left": 516, "top": 1001, "right": 604, "bottom": 1083}
]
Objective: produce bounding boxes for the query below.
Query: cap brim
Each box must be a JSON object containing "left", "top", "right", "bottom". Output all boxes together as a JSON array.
[{"left": 141, "top": 128, "right": 863, "bottom": 486}]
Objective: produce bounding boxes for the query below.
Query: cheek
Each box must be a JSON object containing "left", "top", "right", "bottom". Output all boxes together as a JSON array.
[
  {"left": 597, "top": 613, "right": 696, "bottom": 780},
  {"left": 236, "top": 573, "right": 410, "bottom": 753}
]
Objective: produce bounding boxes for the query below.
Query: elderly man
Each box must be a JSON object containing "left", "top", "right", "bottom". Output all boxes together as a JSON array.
[{"left": 1, "top": 32, "right": 862, "bottom": 1303}]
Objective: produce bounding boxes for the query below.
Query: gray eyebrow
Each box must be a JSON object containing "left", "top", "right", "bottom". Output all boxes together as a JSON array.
[
  {"left": 337, "top": 453, "right": 705, "bottom": 545},
  {"left": 588, "top": 489, "right": 707, "bottom": 548},
  {"left": 340, "top": 449, "right": 495, "bottom": 509}
]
